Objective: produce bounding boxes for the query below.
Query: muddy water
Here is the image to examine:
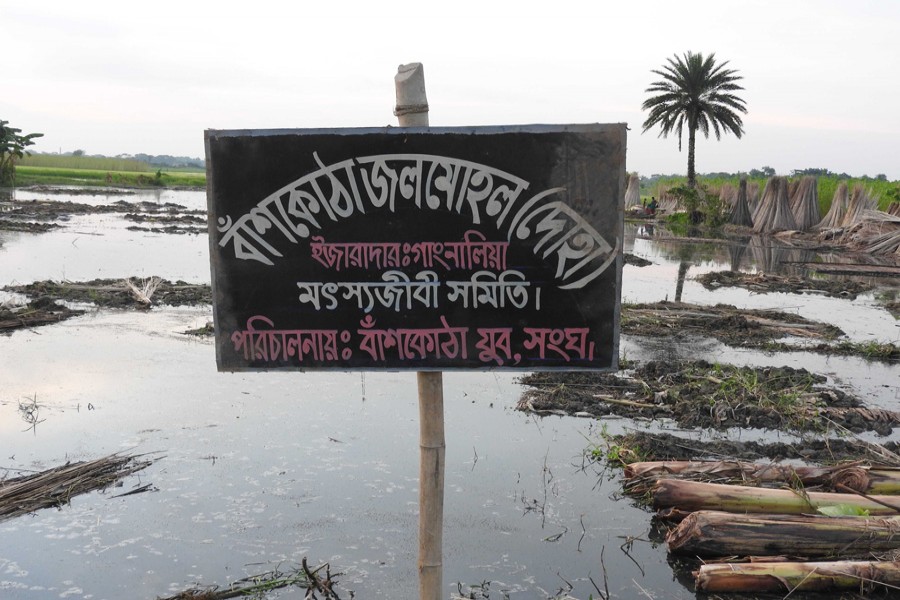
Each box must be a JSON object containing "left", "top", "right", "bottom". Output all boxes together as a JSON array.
[{"left": 1, "top": 189, "right": 898, "bottom": 599}]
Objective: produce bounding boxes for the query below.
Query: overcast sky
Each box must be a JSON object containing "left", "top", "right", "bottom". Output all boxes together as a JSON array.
[{"left": 3, "top": 0, "right": 898, "bottom": 179}]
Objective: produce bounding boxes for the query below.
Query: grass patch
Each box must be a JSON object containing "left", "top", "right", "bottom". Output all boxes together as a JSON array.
[{"left": 587, "top": 423, "right": 649, "bottom": 467}]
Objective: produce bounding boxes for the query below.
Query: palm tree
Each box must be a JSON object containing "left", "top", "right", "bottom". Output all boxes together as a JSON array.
[{"left": 642, "top": 51, "right": 747, "bottom": 188}]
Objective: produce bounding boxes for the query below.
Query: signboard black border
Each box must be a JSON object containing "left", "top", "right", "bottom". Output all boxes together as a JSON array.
[{"left": 206, "top": 124, "right": 626, "bottom": 373}]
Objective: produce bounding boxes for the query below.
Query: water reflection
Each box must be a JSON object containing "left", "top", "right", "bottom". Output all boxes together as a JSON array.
[{"left": 0, "top": 196, "right": 896, "bottom": 599}]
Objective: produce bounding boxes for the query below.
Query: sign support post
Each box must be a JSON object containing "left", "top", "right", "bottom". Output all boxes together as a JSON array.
[
  {"left": 205, "top": 77, "right": 625, "bottom": 600},
  {"left": 394, "top": 62, "right": 444, "bottom": 600}
]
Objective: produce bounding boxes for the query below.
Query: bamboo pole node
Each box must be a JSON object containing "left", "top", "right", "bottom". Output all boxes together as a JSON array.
[
  {"left": 394, "top": 104, "right": 430, "bottom": 116},
  {"left": 394, "top": 63, "right": 429, "bottom": 123}
]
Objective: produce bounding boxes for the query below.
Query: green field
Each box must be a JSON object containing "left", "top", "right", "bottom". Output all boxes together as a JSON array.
[
  {"left": 19, "top": 154, "right": 153, "bottom": 172},
  {"left": 644, "top": 175, "right": 899, "bottom": 213},
  {"left": 13, "top": 165, "right": 205, "bottom": 189}
]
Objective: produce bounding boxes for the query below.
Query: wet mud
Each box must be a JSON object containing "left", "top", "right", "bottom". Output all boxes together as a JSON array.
[
  {"left": 124, "top": 212, "right": 207, "bottom": 235},
  {"left": 5, "top": 278, "right": 211, "bottom": 312},
  {"left": 622, "top": 301, "right": 898, "bottom": 362},
  {"left": 518, "top": 360, "right": 898, "bottom": 436},
  {"left": 622, "top": 301, "right": 844, "bottom": 345},
  {"left": 21, "top": 185, "right": 138, "bottom": 196},
  {"left": 624, "top": 252, "right": 653, "bottom": 267},
  {"left": 0, "top": 297, "right": 84, "bottom": 333},
  {"left": 0, "top": 218, "right": 62, "bottom": 233},
  {"left": 696, "top": 269, "right": 874, "bottom": 299},
  {"left": 603, "top": 431, "right": 900, "bottom": 466},
  {"left": 0, "top": 198, "right": 206, "bottom": 232}
]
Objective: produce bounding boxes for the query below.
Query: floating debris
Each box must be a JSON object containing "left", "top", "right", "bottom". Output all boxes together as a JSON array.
[
  {"left": 157, "top": 559, "right": 342, "bottom": 600},
  {"left": 0, "top": 452, "right": 159, "bottom": 522}
]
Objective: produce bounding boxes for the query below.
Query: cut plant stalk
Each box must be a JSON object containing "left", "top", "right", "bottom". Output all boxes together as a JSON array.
[
  {"left": 625, "top": 460, "right": 900, "bottom": 495},
  {"left": 668, "top": 510, "right": 900, "bottom": 558},
  {"left": 695, "top": 559, "right": 900, "bottom": 593},
  {"left": 652, "top": 479, "right": 900, "bottom": 518}
]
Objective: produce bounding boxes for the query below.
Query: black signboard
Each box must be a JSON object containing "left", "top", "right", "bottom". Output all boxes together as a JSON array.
[{"left": 206, "top": 124, "right": 625, "bottom": 371}]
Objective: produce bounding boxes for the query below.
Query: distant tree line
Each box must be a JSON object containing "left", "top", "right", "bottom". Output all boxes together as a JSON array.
[
  {"left": 131, "top": 153, "right": 204, "bottom": 169},
  {"left": 41, "top": 150, "right": 204, "bottom": 170},
  {"left": 641, "top": 167, "right": 891, "bottom": 189}
]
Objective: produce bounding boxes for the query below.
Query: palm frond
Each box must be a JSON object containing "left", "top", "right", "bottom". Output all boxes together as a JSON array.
[{"left": 641, "top": 51, "right": 748, "bottom": 185}]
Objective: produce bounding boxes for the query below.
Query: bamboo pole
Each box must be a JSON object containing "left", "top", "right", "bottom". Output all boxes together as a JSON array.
[
  {"left": 695, "top": 560, "right": 900, "bottom": 593},
  {"left": 417, "top": 371, "right": 444, "bottom": 600},
  {"left": 652, "top": 479, "right": 900, "bottom": 518},
  {"left": 394, "top": 62, "right": 443, "bottom": 600},
  {"left": 668, "top": 510, "right": 900, "bottom": 557}
]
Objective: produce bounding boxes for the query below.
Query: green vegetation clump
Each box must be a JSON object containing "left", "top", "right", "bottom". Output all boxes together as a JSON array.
[{"left": 0, "top": 120, "right": 43, "bottom": 186}]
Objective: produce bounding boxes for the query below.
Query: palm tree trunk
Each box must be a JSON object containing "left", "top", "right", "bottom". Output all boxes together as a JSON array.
[
  {"left": 687, "top": 122, "right": 697, "bottom": 188},
  {"left": 674, "top": 261, "right": 689, "bottom": 302}
]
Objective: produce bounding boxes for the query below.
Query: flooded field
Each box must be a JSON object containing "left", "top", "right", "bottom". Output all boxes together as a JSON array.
[{"left": 1, "top": 187, "right": 898, "bottom": 599}]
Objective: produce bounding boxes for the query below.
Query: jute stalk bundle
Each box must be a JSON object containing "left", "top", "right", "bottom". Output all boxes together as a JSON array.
[
  {"left": 752, "top": 176, "right": 797, "bottom": 233},
  {"left": 842, "top": 184, "right": 878, "bottom": 228},
  {"left": 718, "top": 183, "right": 736, "bottom": 208},
  {"left": 695, "top": 559, "right": 900, "bottom": 593},
  {"left": 651, "top": 479, "right": 900, "bottom": 518},
  {"left": 787, "top": 177, "right": 800, "bottom": 200},
  {"left": 789, "top": 175, "right": 821, "bottom": 231},
  {"left": 624, "top": 173, "right": 641, "bottom": 208},
  {"left": 818, "top": 181, "right": 849, "bottom": 229},
  {"left": 667, "top": 510, "right": 900, "bottom": 557},
  {"left": 747, "top": 181, "right": 760, "bottom": 213},
  {"left": 729, "top": 177, "right": 753, "bottom": 227},
  {"left": 839, "top": 209, "right": 900, "bottom": 255}
]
